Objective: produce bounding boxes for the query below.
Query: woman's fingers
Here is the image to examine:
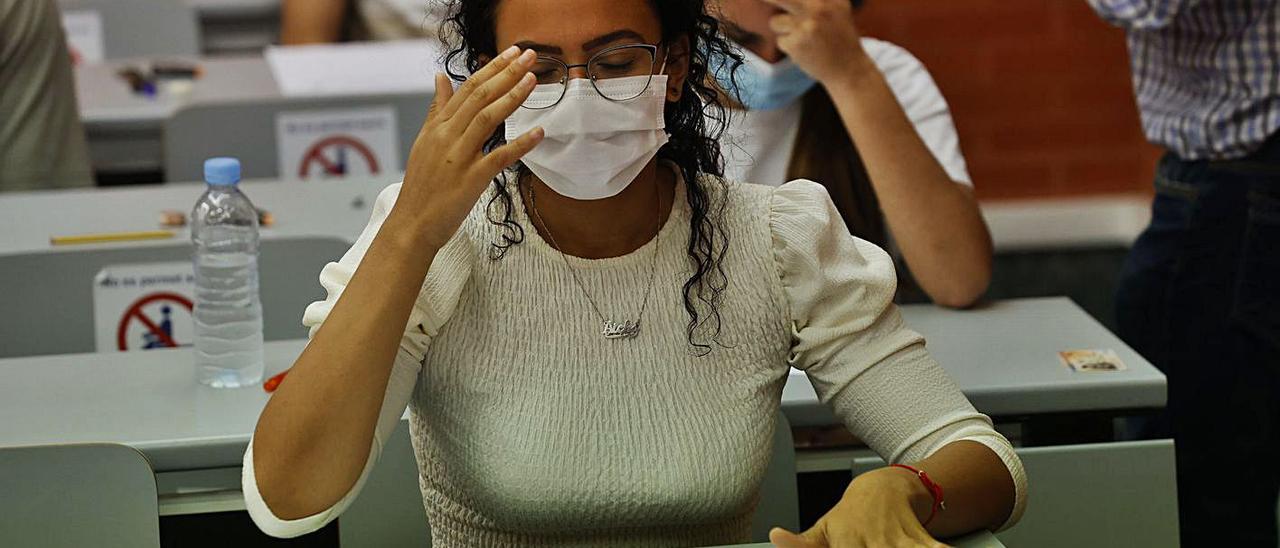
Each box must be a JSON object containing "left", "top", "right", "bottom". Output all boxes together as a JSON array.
[
  {"left": 458, "top": 71, "right": 537, "bottom": 151},
  {"left": 448, "top": 49, "right": 537, "bottom": 130},
  {"left": 760, "top": 0, "right": 809, "bottom": 14},
  {"left": 425, "top": 73, "right": 454, "bottom": 123},
  {"left": 769, "top": 13, "right": 799, "bottom": 34},
  {"left": 770, "top": 526, "right": 826, "bottom": 548},
  {"left": 438, "top": 45, "right": 521, "bottom": 120},
  {"left": 476, "top": 127, "right": 544, "bottom": 179}
]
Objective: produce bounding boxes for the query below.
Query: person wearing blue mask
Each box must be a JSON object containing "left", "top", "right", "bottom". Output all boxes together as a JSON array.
[{"left": 714, "top": 0, "right": 992, "bottom": 308}]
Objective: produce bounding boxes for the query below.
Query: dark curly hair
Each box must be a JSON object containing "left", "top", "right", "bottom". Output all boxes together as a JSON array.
[{"left": 439, "top": 0, "right": 743, "bottom": 353}]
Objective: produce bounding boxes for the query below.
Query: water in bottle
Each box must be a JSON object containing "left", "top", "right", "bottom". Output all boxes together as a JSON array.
[{"left": 191, "top": 157, "right": 264, "bottom": 388}]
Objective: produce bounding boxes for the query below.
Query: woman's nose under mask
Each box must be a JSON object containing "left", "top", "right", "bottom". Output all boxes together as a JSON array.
[{"left": 505, "top": 75, "right": 670, "bottom": 201}]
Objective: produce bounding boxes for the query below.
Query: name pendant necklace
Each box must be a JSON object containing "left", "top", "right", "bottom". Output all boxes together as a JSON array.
[{"left": 528, "top": 183, "right": 662, "bottom": 340}]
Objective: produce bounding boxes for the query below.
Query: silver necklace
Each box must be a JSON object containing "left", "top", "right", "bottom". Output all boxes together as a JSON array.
[{"left": 527, "top": 184, "right": 662, "bottom": 340}]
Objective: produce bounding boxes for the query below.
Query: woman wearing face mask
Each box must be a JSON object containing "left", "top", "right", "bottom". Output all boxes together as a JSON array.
[
  {"left": 715, "top": 0, "right": 992, "bottom": 308},
  {"left": 243, "top": 0, "right": 1025, "bottom": 546}
]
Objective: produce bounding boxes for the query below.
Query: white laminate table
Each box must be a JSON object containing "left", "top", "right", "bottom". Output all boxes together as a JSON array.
[
  {"left": 0, "top": 178, "right": 387, "bottom": 257},
  {"left": 784, "top": 297, "right": 1166, "bottom": 426},
  {"left": 0, "top": 298, "right": 1164, "bottom": 472}
]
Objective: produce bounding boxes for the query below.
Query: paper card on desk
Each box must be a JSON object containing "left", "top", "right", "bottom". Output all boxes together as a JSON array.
[
  {"left": 62, "top": 10, "right": 105, "bottom": 65},
  {"left": 1059, "top": 349, "right": 1127, "bottom": 373},
  {"left": 276, "top": 107, "right": 402, "bottom": 181},
  {"left": 266, "top": 40, "right": 440, "bottom": 97},
  {"left": 94, "top": 262, "right": 195, "bottom": 352}
]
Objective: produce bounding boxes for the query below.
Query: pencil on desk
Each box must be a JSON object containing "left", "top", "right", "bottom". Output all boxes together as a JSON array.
[{"left": 50, "top": 230, "right": 176, "bottom": 246}]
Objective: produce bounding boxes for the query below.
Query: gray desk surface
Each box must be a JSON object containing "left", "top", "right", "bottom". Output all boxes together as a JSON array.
[
  {"left": 784, "top": 297, "right": 1166, "bottom": 425},
  {"left": 0, "top": 298, "right": 1164, "bottom": 472},
  {"left": 76, "top": 55, "right": 278, "bottom": 130},
  {"left": 0, "top": 178, "right": 387, "bottom": 257}
]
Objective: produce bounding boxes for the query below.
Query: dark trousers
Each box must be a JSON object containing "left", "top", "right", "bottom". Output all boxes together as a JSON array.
[{"left": 1116, "top": 134, "right": 1280, "bottom": 547}]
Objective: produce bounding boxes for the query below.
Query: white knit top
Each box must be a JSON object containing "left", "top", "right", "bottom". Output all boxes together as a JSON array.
[{"left": 242, "top": 169, "right": 1027, "bottom": 546}]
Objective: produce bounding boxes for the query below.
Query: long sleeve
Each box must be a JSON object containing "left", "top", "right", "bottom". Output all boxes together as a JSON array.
[
  {"left": 770, "top": 181, "right": 1027, "bottom": 529},
  {"left": 242, "top": 183, "right": 473, "bottom": 538},
  {"left": 862, "top": 38, "right": 972, "bottom": 186},
  {"left": 1086, "top": 0, "right": 1203, "bottom": 29}
]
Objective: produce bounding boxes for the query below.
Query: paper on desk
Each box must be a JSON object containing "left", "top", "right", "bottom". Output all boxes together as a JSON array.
[{"left": 266, "top": 40, "right": 442, "bottom": 97}]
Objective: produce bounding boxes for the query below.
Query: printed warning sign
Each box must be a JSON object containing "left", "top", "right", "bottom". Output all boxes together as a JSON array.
[
  {"left": 62, "top": 10, "right": 105, "bottom": 66},
  {"left": 275, "top": 107, "right": 400, "bottom": 182},
  {"left": 93, "top": 263, "right": 196, "bottom": 352}
]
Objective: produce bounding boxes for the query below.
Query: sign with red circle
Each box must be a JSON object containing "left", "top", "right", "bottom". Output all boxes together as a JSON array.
[
  {"left": 116, "top": 292, "right": 194, "bottom": 351},
  {"left": 298, "top": 135, "right": 381, "bottom": 178},
  {"left": 276, "top": 107, "right": 401, "bottom": 182}
]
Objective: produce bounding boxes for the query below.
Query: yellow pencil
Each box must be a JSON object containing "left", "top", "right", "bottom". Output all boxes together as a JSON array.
[{"left": 50, "top": 230, "right": 176, "bottom": 246}]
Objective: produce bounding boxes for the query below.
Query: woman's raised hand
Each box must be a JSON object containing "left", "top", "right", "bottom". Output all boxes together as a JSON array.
[{"left": 394, "top": 46, "right": 545, "bottom": 248}]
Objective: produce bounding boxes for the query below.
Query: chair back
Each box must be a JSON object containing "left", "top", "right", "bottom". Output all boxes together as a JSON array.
[{"left": 0, "top": 443, "right": 160, "bottom": 548}]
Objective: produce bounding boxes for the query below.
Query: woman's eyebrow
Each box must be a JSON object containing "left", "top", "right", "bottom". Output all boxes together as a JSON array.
[
  {"left": 513, "top": 29, "right": 647, "bottom": 57},
  {"left": 515, "top": 41, "right": 563, "bottom": 54},
  {"left": 582, "top": 29, "right": 648, "bottom": 51}
]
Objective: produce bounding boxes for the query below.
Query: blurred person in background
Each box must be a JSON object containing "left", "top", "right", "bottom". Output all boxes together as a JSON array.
[
  {"left": 281, "top": 0, "right": 448, "bottom": 44},
  {"left": 0, "top": 0, "right": 93, "bottom": 191},
  {"left": 714, "top": 0, "right": 992, "bottom": 308},
  {"left": 1089, "top": 1, "right": 1280, "bottom": 546}
]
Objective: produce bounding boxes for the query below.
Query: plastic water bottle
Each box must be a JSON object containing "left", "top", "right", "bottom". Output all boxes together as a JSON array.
[{"left": 191, "top": 158, "right": 264, "bottom": 388}]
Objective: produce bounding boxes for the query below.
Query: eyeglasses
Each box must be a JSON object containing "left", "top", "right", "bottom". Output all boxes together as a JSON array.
[{"left": 522, "top": 44, "right": 663, "bottom": 110}]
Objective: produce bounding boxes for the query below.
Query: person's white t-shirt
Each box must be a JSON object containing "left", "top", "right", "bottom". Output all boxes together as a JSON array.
[{"left": 721, "top": 38, "right": 972, "bottom": 188}]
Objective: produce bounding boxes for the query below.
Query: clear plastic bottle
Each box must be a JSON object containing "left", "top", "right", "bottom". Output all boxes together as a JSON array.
[{"left": 191, "top": 157, "right": 264, "bottom": 388}]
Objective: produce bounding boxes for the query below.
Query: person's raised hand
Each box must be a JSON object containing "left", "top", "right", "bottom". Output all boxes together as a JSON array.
[
  {"left": 393, "top": 46, "right": 544, "bottom": 249},
  {"left": 761, "top": 0, "right": 875, "bottom": 88},
  {"left": 769, "top": 467, "right": 952, "bottom": 548}
]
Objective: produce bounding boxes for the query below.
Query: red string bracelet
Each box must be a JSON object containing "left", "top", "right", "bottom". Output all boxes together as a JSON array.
[{"left": 890, "top": 464, "right": 946, "bottom": 527}]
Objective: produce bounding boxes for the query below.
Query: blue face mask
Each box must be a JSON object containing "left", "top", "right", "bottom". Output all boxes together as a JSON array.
[{"left": 713, "top": 45, "right": 817, "bottom": 111}]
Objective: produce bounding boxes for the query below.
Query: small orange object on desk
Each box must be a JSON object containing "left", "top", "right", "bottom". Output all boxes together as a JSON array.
[{"left": 263, "top": 369, "right": 289, "bottom": 393}]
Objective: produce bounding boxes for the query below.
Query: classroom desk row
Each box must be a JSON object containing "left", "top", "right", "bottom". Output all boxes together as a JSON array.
[
  {"left": 0, "top": 180, "right": 1170, "bottom": 547},
  {"left": 0, "top": 297, "right": 1164, "bottom": 472}
]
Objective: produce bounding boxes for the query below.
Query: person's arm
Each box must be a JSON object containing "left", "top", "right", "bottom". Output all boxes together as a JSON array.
[
  {"left": 768, "top": 182, "right": 1025, "bottom": 546},
  {"left": 280, "top": 0, "right": 348, "bottom": 44},
  {"left": 764, "top": 0, "right": 992, "bottom": 308},
  {"left": 248, "top": 49, "right": 543, "bottom": 523},
  {"left": 1086, "top": 0, "right": 1203, "bottom": 29}
]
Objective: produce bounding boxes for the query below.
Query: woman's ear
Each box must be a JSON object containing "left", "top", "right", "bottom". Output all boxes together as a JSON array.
[{"left": 664, "top": 35, "right": 692, "bottom": 102}]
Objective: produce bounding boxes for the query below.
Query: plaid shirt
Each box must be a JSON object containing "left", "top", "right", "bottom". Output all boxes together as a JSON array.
[{"left": 1089, "top": 0, "right": 1280, "bottom": 160}]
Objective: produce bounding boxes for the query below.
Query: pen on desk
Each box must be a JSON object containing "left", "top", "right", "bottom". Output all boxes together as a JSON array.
[{"left": 50, "top": 230, "right": 176, "bottom": 246}]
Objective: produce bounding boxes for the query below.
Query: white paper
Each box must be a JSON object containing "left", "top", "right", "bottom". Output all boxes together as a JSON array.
[
  {"left": 275, "top": 106, "right": 402, "bottom": 181},
  {"left": 94, "top": 262, "right": 196, "bottom": 352},
  {"left": 62, "top": 10, "right": 105, "bottom": 65},
  {"left": 266, "top": 39, "right": 441, "bottom": 97}
]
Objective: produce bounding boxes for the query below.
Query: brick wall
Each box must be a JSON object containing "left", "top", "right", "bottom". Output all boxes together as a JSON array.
[{"left": 856, "top": 1, "right": 1163, "bottom": 200}]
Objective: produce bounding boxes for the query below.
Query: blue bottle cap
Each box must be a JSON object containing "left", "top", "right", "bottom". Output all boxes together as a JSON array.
[{"left": 204, "top": 157, "right": 241, "bottom": 186}]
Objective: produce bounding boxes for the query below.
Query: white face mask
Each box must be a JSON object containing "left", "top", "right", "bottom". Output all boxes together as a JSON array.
[{"left": 505, "top": 75, "right": 669, "bottom": 201}]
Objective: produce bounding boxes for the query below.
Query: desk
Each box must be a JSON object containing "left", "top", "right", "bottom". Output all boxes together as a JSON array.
[
  {"left": 784, "top": 298, "right": 1165, "bottom": 426},
  {"left": 0, "top": 298, "right": 1164, "bottom": 472},
  {"left": 76, "top": 56, "right": 279, "bottom": 174},
  {"left": 0, "top": 178, "right": 385, "bottom": 257}
]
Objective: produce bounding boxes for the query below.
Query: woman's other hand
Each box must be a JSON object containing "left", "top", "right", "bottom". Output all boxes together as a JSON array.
[{"left": 770, "top": 467, "right": 950, "bottom": 548}]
